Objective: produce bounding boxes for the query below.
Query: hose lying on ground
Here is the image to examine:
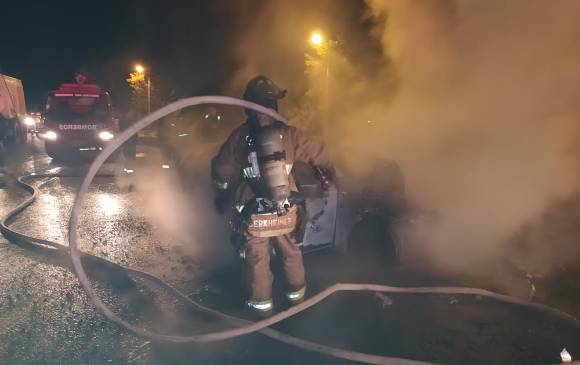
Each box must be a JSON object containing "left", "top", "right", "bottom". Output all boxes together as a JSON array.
[
  {"left": 2, "top": 96, "right": 579, "bottom": 365},
  {"left": 2, "top": 173, "right": 442, "bottom": 365},
  {"left": 4, "top": 174, "right": 579, "bottom": 365}
]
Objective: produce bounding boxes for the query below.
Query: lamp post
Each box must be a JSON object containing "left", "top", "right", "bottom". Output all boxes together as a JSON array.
[
  {"left": 309, "top": 31, "right": 331, "bottom": 131},
  {"left": 134, "top": 64, "right": 151, "bottom": 114}
]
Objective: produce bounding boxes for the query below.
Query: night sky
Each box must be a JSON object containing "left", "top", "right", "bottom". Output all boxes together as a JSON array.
[
  {"left": 0, "top": 0, "right": 242, "bottom": 109},
  {"left": 1, "top": 1, "right": 377, "bottom": 111}
]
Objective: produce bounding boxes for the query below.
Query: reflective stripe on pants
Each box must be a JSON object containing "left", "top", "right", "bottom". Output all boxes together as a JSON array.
[
  {"left": 246, "top": 299, "right": 273, "bottom": 312},
  {"left": 285, "top": 286, "right": 306, "bottom": 302}
]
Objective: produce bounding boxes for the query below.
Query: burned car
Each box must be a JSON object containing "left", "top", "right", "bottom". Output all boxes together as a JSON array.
[{"left": 151, "top": 105, "right": 411, "bottom": 269}]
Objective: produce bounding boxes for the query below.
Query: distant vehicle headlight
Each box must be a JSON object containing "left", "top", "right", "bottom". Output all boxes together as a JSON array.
[
  {"left": 24, "top": 116, "right": 36, "bottom": 126},
  {"left": 43, "top": 131, "right": 58, "bottom": 140},
  {"left": 98, "top": 131, "right": 114, "bottom": 141}
]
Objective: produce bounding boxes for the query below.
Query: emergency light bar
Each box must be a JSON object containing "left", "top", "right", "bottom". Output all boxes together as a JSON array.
[
  {"left": 53, "top": 93, "right": 100, "bottom": 98},
  {"left": 53, "top": 83, "right": 102, "bottom": 97}
]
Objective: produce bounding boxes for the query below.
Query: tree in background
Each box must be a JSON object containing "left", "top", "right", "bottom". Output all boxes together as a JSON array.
[
  {"left": 126, "top": 70, "right": 149, "bottom": 117},
  {"left": 286, "top": 36, "right": 333, "bottom": 136}
]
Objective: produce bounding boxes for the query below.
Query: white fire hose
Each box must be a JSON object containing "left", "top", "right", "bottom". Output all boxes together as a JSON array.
[{"left": 2, "top": 96, "right": 578, "bottom": 365}]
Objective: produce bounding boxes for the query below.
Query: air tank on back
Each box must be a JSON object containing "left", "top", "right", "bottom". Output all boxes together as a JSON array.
[{"left": 255, "top": 125, "right": 291, "bottom": 212}]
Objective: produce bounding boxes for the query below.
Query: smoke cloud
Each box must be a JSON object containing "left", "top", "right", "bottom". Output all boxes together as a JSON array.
[
  {"left": 227, "top": 0, "right": 580, "bottom": 275},
  {"left": 116, "top": 149, "right": 232, "bottom": 266}
]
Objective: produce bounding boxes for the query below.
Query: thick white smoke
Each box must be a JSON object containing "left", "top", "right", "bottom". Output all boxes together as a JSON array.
[
  {"left": 228, "top": 0, "right": 580, "bottom": 275},
  {"left": 360, "top": 0, "right": 580, "bottom": 272}
]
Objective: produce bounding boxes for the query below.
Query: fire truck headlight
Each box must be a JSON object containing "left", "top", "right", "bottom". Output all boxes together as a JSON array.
[
  {"left": 43, "top": 131, "right": 58, "bottom": 140},
  {"left": 98, "top": 131, "right": 114, "bottom": 141},
  {"left": 24, "top": 116, "right": 36, "bottom": 126}
]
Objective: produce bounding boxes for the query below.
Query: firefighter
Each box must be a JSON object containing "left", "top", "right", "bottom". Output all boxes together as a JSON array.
[{"left": 211, "top": 75, "right": 334, "bottom": 316}]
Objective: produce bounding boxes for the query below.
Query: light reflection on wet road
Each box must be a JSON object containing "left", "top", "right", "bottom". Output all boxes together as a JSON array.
[
  {"left": 0, "top": 138, "right": 225, "bottom": 364},
  {"left": 0, "top": 140, "right": 149, "bottom": 364}
]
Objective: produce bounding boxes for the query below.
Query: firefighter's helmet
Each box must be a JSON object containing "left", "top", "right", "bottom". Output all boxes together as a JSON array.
[{"left": 243, "top": 75, "right": 287, "bottom": 111}]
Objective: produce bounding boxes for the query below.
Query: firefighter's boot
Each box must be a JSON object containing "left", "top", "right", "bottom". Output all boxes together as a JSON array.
[
  {"left": 245, "top": 298, "right": 274, "bottom": 319},
  {"left": 285, "top": 286, "right": 306, "bottom": 306}
]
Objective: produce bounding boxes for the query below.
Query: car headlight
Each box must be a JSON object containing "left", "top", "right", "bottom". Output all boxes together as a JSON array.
[
  {"left": 98, "top": 131, "right": 114, "bottom": 141},
  {"left": 42, "top": 131, "right": 58, "bottom": 140},
  {"left": 24, "top": 116, "right": 36, "bottom": 126}
]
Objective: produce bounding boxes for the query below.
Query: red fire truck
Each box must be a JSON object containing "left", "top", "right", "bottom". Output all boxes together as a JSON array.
[{"left": 42, "top": 76, "right": 118, "bottom": 160}]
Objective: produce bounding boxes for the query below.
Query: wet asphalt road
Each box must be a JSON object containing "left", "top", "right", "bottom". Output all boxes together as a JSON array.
[
  {"left": 0, "top": 139, "right": 147, "bottom": 364},
  {"left": 0, "top": 137, "right": 233, "bottom": 365},
  {"left": 1, "top": 137, "right": 579, "bottom": 365}
]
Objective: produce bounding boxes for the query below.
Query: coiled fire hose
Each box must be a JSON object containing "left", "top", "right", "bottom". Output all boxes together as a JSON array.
[{"left": 2, "top": 96, "right": 579, "bottom": 365}]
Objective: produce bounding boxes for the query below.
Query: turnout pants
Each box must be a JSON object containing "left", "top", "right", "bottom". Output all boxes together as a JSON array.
[{"left": 244, "top": 233, "right": 305, "bottom": 303}]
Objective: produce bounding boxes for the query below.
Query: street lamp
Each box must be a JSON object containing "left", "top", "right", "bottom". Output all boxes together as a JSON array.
[
  {"left": 310, "top": 32, "right": 324, "bottom": 47},
  {"left": 134, "top": 63, "right": 151, "bottom": 114},
  {"left": 308, "top": 31, "right": 330, "bottom": 130}
]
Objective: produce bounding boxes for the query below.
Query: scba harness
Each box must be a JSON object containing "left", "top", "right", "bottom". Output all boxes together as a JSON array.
[
  {"left": 241, "top": 123, "right": 296, "bottom": 237},
  {"left": 247, "top": 205, "right": 298, "bottom": 238}
]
